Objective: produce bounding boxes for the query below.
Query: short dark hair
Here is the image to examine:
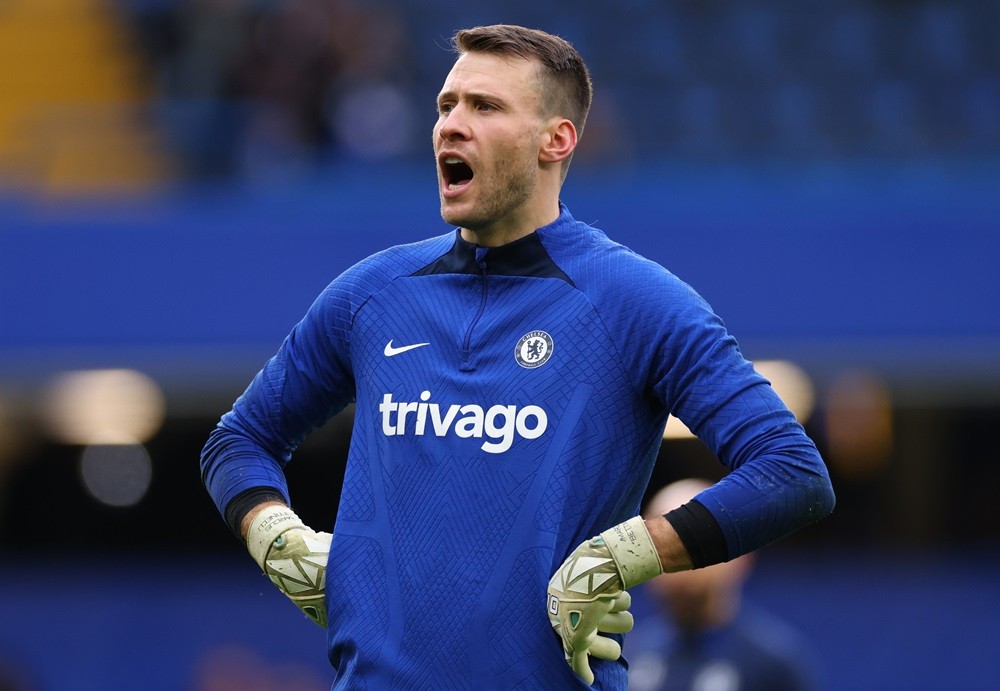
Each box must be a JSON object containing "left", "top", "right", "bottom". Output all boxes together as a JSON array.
[{"left": 452, "top": 24, "right": 593, "bottom": 139}]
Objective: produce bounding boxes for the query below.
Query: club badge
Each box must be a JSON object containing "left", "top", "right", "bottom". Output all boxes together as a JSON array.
[{"left": 515, "top": 330, "right": 554, "bottom": 369}]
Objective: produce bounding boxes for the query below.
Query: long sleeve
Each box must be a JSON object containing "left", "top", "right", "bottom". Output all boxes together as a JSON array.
[
  {"left": 557, "top": 229, "right": 835, "bottom": 563},
  {"left": 648, "top": 275, "right": 835, "bottom": 560},
  {"left": 200, "top": 276, "right": 358, "bottom": 519}
]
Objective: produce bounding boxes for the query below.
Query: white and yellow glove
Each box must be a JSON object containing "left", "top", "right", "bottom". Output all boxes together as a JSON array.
[
  {"left": 246, "top": 505, "right": 332, "bottom": 628},
  {"left": 547, "top": 516, "right": 663, "bottom": 685}
]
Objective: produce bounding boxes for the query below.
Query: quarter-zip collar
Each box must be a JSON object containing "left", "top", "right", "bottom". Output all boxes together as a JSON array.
[{"left": 413, "top": 204, "right": 576, "bottom": 286}]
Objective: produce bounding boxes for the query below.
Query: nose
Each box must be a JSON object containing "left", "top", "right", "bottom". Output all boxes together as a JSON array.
[{"left": 437, "top": 105, "right": 471, "bottom": 142}]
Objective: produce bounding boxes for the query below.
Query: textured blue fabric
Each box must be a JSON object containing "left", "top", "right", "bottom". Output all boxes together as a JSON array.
[{"left": 201, "top": 204, "right": 834, "bottom": 689}]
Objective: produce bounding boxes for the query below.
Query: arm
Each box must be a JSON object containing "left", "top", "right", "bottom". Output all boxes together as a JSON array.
[
  {"left": 200, "top": 279, "right": 357, "bottom": 529},
  {"left": 548, "top": 265, "right": 834, "bottom": 682},
  {"left": 646, "top": 513, "right": 693, "bottom": 572},
  {"left": 200, "top": 279, "right": 357, "bottom": 627},
  {"left": 646, "top": 274, "right": 835, "bottom": 563}
]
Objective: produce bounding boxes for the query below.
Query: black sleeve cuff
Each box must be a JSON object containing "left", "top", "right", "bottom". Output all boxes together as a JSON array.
[
  {"left": 663, "top": 499, "right": 730, "bottom": 568},
  {"left": 224, "top": 487, "right": 287, "bottom": 538}
]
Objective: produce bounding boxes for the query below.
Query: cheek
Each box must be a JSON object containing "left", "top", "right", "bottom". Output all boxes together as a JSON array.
[{"left": 492, "top": 134, "right": 537, "bottom": 172}]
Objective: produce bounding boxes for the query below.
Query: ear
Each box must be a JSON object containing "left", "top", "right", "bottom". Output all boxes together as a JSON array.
[{"left": 539, "top": 118, "right": 578, "bottom": 165}]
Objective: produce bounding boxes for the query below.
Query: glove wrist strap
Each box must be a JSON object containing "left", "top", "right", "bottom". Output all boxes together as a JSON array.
[
  {"left": 246, "top": 504, "right": 304, "bottom": 569},
  {"left": 600, "top": 516, "right": 663, "bottom": 589}
]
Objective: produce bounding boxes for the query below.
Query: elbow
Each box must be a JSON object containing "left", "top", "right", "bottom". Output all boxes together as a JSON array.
[
  {"left": 199, "top": 424, "right": 226, "bottom": 482},
  {"left": 200, "top": 420, "right": 249, "bottom": 492},
  {"left": 804, "top": 460, "right": 836, "bottom": 524}
]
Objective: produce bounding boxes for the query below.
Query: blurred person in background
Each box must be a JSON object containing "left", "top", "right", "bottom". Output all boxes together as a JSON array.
[
  {"left": 628, "top": 479, "right": 823, "bottom": 691},
  {"left": 200, "top": 24, "right": 834, "bottom": 689}
]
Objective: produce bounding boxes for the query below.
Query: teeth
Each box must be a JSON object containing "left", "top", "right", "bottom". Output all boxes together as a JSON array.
[
  {"left": 444, "top": 157, "right": 462, "bottom": 164},
  {"left": 448, "top": 183, "right": 461, "bottom": 189}
]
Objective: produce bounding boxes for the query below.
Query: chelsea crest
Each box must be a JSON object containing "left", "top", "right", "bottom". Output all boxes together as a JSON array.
[{"left": 515, "top": 330, "right": 554, "bottom": 369}]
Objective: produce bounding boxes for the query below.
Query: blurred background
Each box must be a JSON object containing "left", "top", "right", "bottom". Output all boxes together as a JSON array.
[{"left": 1, "top": 0, "right": 998, "bottom": 689}]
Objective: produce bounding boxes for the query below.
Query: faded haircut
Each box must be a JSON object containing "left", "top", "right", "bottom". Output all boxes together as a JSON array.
[{"left": 452, "top": 24, "right": 594, "bottom": 140}]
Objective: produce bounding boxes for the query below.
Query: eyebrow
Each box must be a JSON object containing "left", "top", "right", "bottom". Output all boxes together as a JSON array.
[{"left": 436, "top": 90, "right": 511, "bottom": 107}]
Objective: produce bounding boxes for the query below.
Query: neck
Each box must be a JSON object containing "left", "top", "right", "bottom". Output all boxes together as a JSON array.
[{"left": 461, "top": 201, "right": 560, "bottom": 247}]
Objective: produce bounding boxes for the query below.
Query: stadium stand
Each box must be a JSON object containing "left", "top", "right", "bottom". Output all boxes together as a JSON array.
[
  {"left": 0, "top": 0, "right": 174, "bottom": 193},
  {"left": 114, "top": 0, "right": 1000, "bottom": 176}
]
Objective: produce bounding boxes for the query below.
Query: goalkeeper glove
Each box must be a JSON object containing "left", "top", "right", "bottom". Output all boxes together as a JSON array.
[
  {"left": 547, "top": 516, "right": 663, "bottom": 685},
  {"left": 246, "top": 505, "right": 331, "bottom": 628}
]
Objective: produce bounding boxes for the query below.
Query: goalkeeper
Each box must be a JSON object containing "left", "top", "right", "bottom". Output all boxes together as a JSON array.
[{"left": 201, "top": 23, "right": 835, "bottom": 689}]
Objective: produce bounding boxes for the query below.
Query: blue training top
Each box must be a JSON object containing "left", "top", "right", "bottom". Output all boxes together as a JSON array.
[{"left": 201, "top": 204, "right": 834, "bottom": 690}]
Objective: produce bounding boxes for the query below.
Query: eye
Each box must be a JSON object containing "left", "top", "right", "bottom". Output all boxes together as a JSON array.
[
  {"left": 476, "top": 101, "right": 496, "bottom": 112},
  {"left": 437, "top": 102, "right": 454, "bottom": 115}
]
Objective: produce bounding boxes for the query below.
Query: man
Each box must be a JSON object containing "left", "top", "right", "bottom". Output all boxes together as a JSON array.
[
  {"left": 628, "top": 480, "right": 823, "bottom": 691},
  {"left": 201, "top": 24, "right": 835, "bottom": 689}
]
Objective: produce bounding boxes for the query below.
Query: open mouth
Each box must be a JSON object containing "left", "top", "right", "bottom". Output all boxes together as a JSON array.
[{"left": 441, "top": 155, "right": 474, "bottom": 192}]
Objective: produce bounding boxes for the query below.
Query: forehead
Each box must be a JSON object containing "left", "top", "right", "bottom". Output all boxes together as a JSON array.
[{"left": 439, "top": 51, "right": 540, "bottom": 105}]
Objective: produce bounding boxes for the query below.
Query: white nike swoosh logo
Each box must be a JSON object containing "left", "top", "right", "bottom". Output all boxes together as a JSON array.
[{"left": 384, "top": 340, "right": 430, "bottom": 357}]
